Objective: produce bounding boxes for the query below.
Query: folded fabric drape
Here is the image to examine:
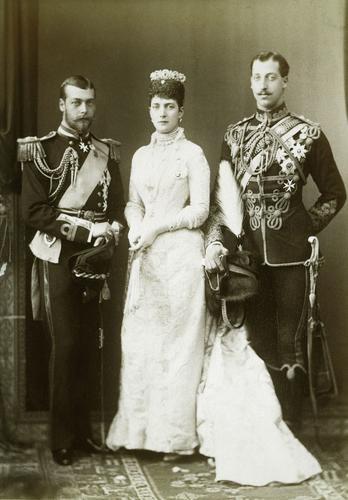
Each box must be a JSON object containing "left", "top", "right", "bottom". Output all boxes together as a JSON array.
[{"left": 0, "top": 0, "right": 38, "bottom": 193}]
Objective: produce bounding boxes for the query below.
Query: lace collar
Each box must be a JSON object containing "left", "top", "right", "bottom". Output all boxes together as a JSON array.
[{"left": 150, "top": 127, "right": 185, "bottom": 146}]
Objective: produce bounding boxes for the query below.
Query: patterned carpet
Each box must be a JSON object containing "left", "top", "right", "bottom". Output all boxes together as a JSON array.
[{"left": 1, "top": 436, "right": 348, "bottom": 500}]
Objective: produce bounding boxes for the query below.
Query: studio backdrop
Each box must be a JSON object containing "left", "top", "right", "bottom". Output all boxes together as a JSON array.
[{"left": 1, "top": 0, "right": 347, "bottom": 439}]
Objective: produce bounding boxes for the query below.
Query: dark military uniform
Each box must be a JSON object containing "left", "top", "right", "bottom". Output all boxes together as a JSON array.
[
  {"left": 205, "top": 104, "right": 346, "bottom": 426},
  {"left": 20, "top": 124, "right": 125, "bottom": 451}
]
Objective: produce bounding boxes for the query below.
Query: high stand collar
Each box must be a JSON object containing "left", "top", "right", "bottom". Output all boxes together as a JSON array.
[
  {"left": 255, "top": 103, "right": 289, "bottom": 124},
  {"left": 151, "top": 127, "right": 185, "bottom": 146},
  {"left": 58, "top": 123, "right": 91, "bottom": 142}
]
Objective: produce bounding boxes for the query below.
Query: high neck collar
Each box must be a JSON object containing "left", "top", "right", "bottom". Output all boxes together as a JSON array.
[
  {"left": 255, "top": 103, "right": 289, "bottom": 124},
  {"left": 151, "top": 127, "right": 185, "bottom": 146},
  {"left": 58, "top": 123, "right": 90, "bottom": 140}
]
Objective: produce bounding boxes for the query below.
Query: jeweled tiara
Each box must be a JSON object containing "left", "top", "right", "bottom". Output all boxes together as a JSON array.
[{"left": 150, "top": 69, "right": 186, "bottom": 83}]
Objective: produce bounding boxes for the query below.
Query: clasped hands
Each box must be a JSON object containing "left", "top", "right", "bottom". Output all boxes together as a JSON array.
[
  {"left": 128, "top": 223, "right": 159, "bottom": 252},
  {"left": 92, "top": 221, "right": 122, "bottom": 247}
]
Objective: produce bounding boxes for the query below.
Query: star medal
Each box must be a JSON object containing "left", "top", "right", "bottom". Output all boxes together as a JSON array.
[
  {"left": 79, "top": 140, "right": 89, "bottom": 153},
  {"left": 283, "top": 179, "right": 296, "bottom": 193}
]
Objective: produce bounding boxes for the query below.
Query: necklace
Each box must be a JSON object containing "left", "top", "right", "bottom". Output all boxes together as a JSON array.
[{"left": 151, "top": 127, "right": 184, "bottom": 146}]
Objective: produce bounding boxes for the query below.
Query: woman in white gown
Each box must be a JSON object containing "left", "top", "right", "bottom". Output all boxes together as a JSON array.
[
  {"left": 197, "top": 161, "right": 322, "bottom": 486},
  {"left": 106, "top": 69, "right": 210, "bottom": 458},
  {"left": 197, "top": 318, "right": 322, "bottom": 486}
]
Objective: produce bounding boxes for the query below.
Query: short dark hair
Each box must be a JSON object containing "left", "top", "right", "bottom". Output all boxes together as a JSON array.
[
  {"left": 60, "top": 75, "right": 96, "bottom": 99},
  {"left": 148, "top": 80, "right": 185, "bottom": 108},
  {"left": 250, "top": 51, "right": 290, "bottom": 77}
]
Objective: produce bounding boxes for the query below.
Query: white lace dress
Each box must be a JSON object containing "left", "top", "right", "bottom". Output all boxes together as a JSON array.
[
  {"left": 197, "top": 315, "right": 322, "bottom": 486},
  {"left": 107, "top": 128, "right": 210, "bottom": 454}
]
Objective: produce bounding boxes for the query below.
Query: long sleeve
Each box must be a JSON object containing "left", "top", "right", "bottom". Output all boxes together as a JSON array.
[
  {"left": 124, "top": 164, "right": 145, "bottom": 229},
  {"left": 306, "top": 131, "right": 346, "bottom": 233},
  {"left": 161, "top": 148, "right": 210, "bottom": 232}
]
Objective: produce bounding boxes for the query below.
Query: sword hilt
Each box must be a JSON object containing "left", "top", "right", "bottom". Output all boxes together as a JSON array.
[{"left": 307, "top": 236, "right": 319, "bottom": 266}]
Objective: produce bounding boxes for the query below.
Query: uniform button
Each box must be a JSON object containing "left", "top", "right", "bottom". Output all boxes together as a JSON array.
[
  {"left": 69, "top": 140, "right": 74, "bottom": 146},
  {"left": 97, "top": 192, "right": 102, "bottom": 197},
  {"left": 293, "top": 174, "right": 299, "bottom": 182},
  {"left": 97, "top": 202, "right": 102, "bottom": 207},
  {"left": 284, "top": 192, "right": 291, "bottom": 199},
  {"left": 274, "top": 210, "right": 281, "bottom": 217}
]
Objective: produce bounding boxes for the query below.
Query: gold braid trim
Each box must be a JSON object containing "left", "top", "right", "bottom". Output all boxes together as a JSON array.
[{"left": 17, "top": 131, "right": 56, "bottom": 161}]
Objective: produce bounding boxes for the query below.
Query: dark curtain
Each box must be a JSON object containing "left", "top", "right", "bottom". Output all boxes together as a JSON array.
[
  {"left": 0, "top": 0, "right": 38, "bottom": 441},
  {"left": 0, "top": 0, "right": 38, "bottom": 193},
  {"left": 346, "top": 0, "right": 348, "bottom": 120}
]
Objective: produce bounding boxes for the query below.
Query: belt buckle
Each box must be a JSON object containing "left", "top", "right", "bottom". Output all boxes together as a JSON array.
[{"left": 83, "top": 210, "right": 95, "bottom": 222}]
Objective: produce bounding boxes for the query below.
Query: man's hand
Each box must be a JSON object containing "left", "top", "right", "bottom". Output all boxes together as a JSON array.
[
  {"left": 110, "top": 221, "right": 122, "bottom": 246},
  {"left": 205, "top": 243, "right": 229, "bottom": 272},
  {"left": 92, "top": 222, "right": 119, "bottom": 247}
]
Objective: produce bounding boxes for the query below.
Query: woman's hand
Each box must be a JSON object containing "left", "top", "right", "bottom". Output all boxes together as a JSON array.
[
  {"left": 130, "top": 224, "right": 159, "bottom": 251},
  {"left": 205, "top": 243, "right": 229, "bottom": 272},
  {"left": 128, "top": 224, "right": 142, "bottom": 247}
]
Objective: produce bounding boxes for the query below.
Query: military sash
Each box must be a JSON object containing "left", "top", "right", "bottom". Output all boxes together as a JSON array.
[
  {"left": 29, "top": 137, "right": 109, "bottom": 263},
  {"left": 58, "top": 138, "right": 108, "bottom": 209}
]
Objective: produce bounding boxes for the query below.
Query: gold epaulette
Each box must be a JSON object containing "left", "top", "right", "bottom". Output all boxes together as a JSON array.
[
  {"left": 99, "top": 137, "right": 122, "bottom": 162},
  {"left": 226, "top": 114, "right": 254, "bottom": 133},
  {"left": 290, "top": 113, "right": 321, "bottom": 130},
  {"left": 17, "top": 131, "right": 56, "bottom": 162}
]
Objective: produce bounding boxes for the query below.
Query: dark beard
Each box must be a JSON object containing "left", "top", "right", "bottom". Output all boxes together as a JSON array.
[{"left": 67, "top": 117, "right": 92, "bottom": 135}]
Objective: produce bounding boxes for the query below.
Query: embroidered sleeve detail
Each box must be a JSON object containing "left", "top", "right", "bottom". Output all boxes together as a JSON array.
[
  {"left": 308, "top": 199, "right": 338, "bottom": 233},
  {"left": 57, "top": 213, "right": 93, "bottom": 243},
  {"left": 204, "top": 203, "right": 224, "bottom": 248}
]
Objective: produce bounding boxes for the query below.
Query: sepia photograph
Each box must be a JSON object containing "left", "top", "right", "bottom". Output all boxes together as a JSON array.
[{"left": 0, "top": 0, "right": 347, "bottom": 498}]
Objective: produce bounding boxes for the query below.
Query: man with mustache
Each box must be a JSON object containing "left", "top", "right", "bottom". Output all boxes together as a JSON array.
[
  {"left": 204, "top": 51, "right": 346, "bottom": 432},
  {"left": 19, "top": 75, "right": 125, "bottom": 465}
]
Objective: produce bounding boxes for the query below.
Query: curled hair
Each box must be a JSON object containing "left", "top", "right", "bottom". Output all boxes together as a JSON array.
[
  {"left": 250, "top": 51, "right": 290, "bottom": 77},
  {"left": 148, "top": 79, "right": 185, "bottom": 108},
  {"left": 60, "top": 75, "right": 96, "bottom": 99}
]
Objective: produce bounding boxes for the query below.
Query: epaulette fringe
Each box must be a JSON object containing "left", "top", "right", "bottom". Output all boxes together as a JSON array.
[
  {"left": 100, "top": 137, "right": 122, "bottom": 162},
  {"left": 17, "top": 131, "right": 56, "bottom": 162}
]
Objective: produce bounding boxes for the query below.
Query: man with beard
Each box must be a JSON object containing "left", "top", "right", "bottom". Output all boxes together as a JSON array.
[
  {"left": 204, "top": 52, "right": 346, "bottom": 433},
  {"left": 19, "top": 75, "right": 125, "bottom": 465}
]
